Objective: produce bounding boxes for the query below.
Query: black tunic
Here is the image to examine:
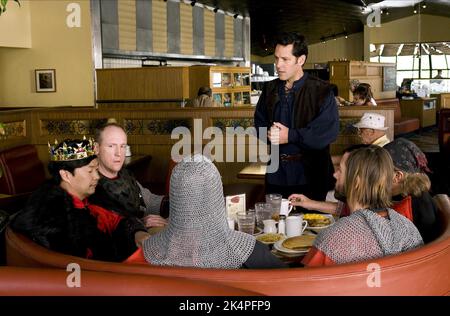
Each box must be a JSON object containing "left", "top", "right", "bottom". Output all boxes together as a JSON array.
[
  {"left": 10, "top": 181, "right": 142, "bottom": 262},
  {"left": 242, "top": 241, "right": 288, "bottom": 269}
]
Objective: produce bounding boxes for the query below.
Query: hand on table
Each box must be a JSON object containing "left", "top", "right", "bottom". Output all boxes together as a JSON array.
[{"left": 134, "top": 231, "right": 151, "bottom": 248}]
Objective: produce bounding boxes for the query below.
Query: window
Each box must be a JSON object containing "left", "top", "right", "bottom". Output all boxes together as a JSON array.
[
  {"left": 431, "top": 55, "right": 447, "bottom": 69},
  {"left": 380, "top": 56, "right": 396, "bottom": 63},
  {"left": 397, "top": 56, "right": 413, "bottom": 70}
]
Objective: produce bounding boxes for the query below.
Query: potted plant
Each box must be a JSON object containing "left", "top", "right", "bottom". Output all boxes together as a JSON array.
[{"left": 0, "top": 0, "right": 21, "bottom": 16}]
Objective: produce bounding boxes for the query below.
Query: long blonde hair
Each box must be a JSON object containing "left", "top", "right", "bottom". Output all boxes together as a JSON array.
[
  {"left": 399, "top": 171, "right": 431, "bottom": 197},
  {"left": 345, "top": 146, "right": 393, "bottom": 210}
]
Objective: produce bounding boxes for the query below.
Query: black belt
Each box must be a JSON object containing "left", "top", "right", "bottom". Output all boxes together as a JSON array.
[{"left": 280, "top": 153, "right": 303, "bottom": 161}]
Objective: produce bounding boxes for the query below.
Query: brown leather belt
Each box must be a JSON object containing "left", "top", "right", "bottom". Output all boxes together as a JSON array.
[{"left": 280, "top": 153, "right": 303, "bottom": 161}]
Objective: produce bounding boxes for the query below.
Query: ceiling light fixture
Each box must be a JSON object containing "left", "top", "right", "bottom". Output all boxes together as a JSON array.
[
  {"left": 320, "top": 31, "right": 349, "bottom": 42},
  {"left": 422, "top": 2, "right": 427, "bottom": 9},
  {"left": 385, "top": 8, "right": 389, "bottom": 15}
]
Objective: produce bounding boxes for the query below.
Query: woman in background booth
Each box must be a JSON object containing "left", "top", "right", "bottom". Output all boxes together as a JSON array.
[
  {"left": 352, "top": 84, "right": 376, "bottom": 106},
  {"left": 302, "top": 146, "right": 423, "bottom": 267},
  {"left": 192, "top": 86, "right": 219, "bottom": 107}
]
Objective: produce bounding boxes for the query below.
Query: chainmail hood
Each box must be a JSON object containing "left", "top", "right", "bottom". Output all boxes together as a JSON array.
[
  {"left": 142, "top": 154, "right": 256, "bottom": 268},
  {"left": 314, "top": 208, "right": 423, "bottom": 265}
]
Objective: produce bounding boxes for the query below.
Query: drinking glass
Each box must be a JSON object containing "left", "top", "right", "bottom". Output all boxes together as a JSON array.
[
  {"left": 265, "top": 194, "right": 282, "bottom": 217},
  {"left": 255, "top": 202, "right": 273, "bottom": 228},
  {"left": 236, "top": 211, "right": 256, "bottom": 235}
]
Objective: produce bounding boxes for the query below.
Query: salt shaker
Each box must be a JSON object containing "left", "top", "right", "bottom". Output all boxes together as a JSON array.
[{"left": 278, "top": 215, "right": 286, "bottom": 235}]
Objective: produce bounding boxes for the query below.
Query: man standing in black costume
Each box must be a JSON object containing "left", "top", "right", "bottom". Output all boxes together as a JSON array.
[{"left": 254, "top": 32, "right": 339, "bottom": 200}]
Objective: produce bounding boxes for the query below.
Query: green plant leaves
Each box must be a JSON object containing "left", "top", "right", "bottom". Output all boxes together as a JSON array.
[{"left": 0, "top": 0, "right": 20, "bottom": 16}]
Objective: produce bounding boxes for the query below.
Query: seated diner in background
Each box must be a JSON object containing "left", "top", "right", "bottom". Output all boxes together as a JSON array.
[
  {"left": 300, "top": 146, "right": 423, "bottom": 266},
  {"left": 10, "top": 138, "right": 149, "bottom": 262},
  {"left": 353, "top": 112, "right": 391, "bottom": 147},
  {"left": 351, "top": 84, "right": 376, "bottom": 106},
  {"left": 125, "top": 154, "right": 287, "bottom": 269},
  {"left": 192, "top": 86, "right": 219, "bottom": 107}
]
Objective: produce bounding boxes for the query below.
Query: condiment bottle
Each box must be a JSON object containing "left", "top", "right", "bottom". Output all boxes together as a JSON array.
[{"left": 278, "top": 215, "right": 286, "bottom": 235}]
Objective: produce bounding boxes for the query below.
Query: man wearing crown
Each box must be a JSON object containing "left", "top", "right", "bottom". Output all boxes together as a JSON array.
[{"left": 10, "top": 138, "right": 150, "bottom": 262}]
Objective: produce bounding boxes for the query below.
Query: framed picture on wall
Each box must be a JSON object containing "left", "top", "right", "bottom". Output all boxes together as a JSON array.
[{"left": 35, "top": 69, "right": 56, "bottom": 92}]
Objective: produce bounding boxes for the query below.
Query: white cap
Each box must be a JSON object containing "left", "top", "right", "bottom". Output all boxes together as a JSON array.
[{"left": 353, "top": 112, "right": 388, "bottom": 131}]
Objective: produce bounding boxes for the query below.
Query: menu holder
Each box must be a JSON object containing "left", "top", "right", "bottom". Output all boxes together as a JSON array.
[{"left": 225, "top": 194, "right": 246, "bottom": 220}]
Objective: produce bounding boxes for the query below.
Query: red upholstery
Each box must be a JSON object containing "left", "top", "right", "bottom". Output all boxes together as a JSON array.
[
  {"left": 0, "top": 267, "right": 259, "bottom": 296},
  {"left": 5, "top": 194, "right": 450, "bottom": 296},
  {"left": 0, "top": 145, "right": 46, "bottom": 195},
  {"left": 439, "top": 108, "right": 450, "bottom": 159},
  {"left": 164, "top": 159, "right": 178, "bottom": 195},
  {"left": 377, "top": 98, "right": 420, "bottom": 136}
]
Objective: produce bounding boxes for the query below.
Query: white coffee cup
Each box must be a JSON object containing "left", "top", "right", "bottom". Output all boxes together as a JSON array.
[
  {"left": 286, "top": 215, "right": 308, "bottom": 237},
  {"left": 280, "top": 199, "right": 293, "bottom": 216},
  {"left": 263, "top": 219, "right": 277, "bottom": 234}
]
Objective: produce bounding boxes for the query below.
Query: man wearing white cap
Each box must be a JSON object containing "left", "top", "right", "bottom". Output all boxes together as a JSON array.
[{"left": 353, "top": 112, "right": 390, "bottom": 147}]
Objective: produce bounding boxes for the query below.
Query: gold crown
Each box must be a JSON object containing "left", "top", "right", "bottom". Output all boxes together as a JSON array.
[{"left": 48, "top": 136, "right": 96, "bottom": 161}]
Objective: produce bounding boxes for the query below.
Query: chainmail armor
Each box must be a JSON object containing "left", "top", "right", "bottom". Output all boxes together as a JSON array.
[
  {"left": 142, "top": 155, "right": 256, "bottom": 269},
  {"left": 314, "top": 208, "right": 423, "bottom": 264}
]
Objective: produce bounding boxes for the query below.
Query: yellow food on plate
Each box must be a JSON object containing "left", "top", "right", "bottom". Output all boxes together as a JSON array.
[
  {"left": 256, "top": 233, "right": 284, "bottom": 244},
  {"left": 303, "top": 214, "right": 331, "bottom": 227},
  {"left": 282, "top": 235, "right": 316, "bottom": 250}
]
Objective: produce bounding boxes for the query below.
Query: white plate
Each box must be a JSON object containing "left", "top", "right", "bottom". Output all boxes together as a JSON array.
[
  {"left": 306, "top": 214, "right": 335, "bottom": 233},
  {"left": 273, "top": 239, "right": 310, "bottom": 254}
]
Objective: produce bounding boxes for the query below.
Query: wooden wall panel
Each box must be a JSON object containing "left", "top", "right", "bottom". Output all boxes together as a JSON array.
[
  {"left": 118, "top": 0, "right": 136, "bottom": 51},
  {"left": 96, "top": 67, "right": 190, "bottom": 101},
  {"left": 203, "top": 9, "right": 215, "bottom": 57},
  {"left": 179, "top": 2, "right": 193, "bottom": 55},
  {"left": 224, "top": 15, "right": 234, "bottom": 58},
  {"left": 152, "top": 0, "right": 167, "bottom": 53}
]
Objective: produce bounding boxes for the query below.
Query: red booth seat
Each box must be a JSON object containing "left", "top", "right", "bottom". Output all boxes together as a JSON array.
[
  {"left": 377, "top": 98, "right": 420, "bottom": 136},
  {"left": 0, "top": 266, "right": 258, "bottom": 296},
  {"left": 0, "top": 145, "right": 46, "bottom": 195}
]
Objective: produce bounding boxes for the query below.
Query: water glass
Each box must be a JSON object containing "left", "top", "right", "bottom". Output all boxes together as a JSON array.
[
  {"left": 255, "top": 202, "right": 273, "bottom": 228},
  {"left": 236, "top": 211, "right": 256, "bottom": 235},
  {"left": 265, "top": 193, "right": 282, "bottom": 216}
]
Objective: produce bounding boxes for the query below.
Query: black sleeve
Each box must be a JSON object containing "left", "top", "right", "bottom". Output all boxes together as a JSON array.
[
  {"left": 412, "top": 192, "right": 440, "bottom": 243},
  {"left": 241, "top": 241, "right": 288, "bottom": 269}
]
